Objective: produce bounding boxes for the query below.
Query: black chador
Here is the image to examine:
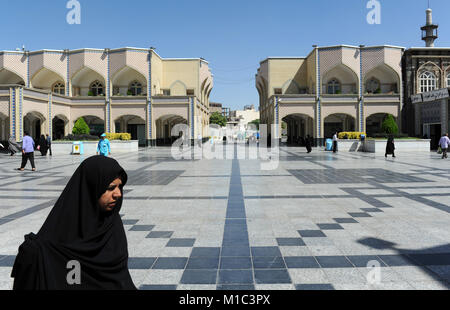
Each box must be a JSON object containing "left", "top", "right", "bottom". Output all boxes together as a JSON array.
[{"left": 11, "top": 156, "right": 136, "bottom": 290}]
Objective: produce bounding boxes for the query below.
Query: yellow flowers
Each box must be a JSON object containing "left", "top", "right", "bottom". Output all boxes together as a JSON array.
[
  {"left": 338, "top": 132, "right": 367, "bottom": 139},
  {"left": 105, "top": 133, "right": 131, "bottom": 141}
]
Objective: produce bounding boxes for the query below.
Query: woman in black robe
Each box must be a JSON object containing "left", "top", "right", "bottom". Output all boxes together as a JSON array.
[
  {"left": 385, "top": 135, "right": 396, "bottom": 158},
  {"left": 38, "top": 135, "right": 48, "bottom": 156},
  {"left": 305, "top": 135, "right": 312, "bottom": 153},
  {"left": 11, "top": 156, "right": 136, "bottom": 290}
]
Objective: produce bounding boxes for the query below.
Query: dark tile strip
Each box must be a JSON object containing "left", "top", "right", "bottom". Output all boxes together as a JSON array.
[
  {"left": 0, "top": 199, "right": 57, "bottom": 224},
  {"left": 217, "top": 156, "right": 255, "bottom": 285}
]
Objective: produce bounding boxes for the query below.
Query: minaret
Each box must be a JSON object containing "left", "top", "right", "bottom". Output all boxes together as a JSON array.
[{"left": 421, "top": 7, "right": 438, "bottom": 47}]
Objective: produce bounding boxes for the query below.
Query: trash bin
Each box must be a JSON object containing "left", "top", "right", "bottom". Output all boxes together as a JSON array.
[
  {"left": 72, "top": 141, "right": 84, "bottom": 155},
  {"left": 325, "top": 139, "right": 333, "bottom": 151}
]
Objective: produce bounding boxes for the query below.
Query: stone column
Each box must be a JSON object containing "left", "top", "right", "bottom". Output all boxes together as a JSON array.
[
  {"left": 441, "top": 99, "right": 449, "bottom": 135},
  {"left": 414, "top": 103, "right": 422, "bottom": 137}
]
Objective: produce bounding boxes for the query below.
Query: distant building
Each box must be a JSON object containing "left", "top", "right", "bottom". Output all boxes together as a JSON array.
[
  {"left": 228, "top": 106, "right": 259, "bottom": 131},
  {"left": 256, "top": 44, "right": 403, "bottom": 144},
  {"left": 0, "top": 47, "right": 213, "bottom": 146},
  {"left": 209, "top": 102, "right": 231, "bottom": 121},
  {"left": 402, "top": 8, "right": 450, "bottom": 149}
]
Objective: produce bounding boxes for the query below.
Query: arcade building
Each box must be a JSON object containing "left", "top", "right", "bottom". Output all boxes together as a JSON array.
[{"left": 0, "top": 47, "right": 213, "bottom": 146}]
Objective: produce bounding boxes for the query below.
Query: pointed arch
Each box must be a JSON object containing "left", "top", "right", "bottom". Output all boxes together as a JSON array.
[
  {"left": 0, "top": 68, "right": 26, "bottom": 85},
  {"left": 322, "top": 63, "right": 359, "bottom": 95},
  {"left": 111, "top": 65, "right": 147, "bottom": 96},
  {"left": 169, "top": 80, "right": 188, "bottom": 96},
  {"left": 71, "top": 66, "right": 106, "bottom": 96},
  {"left": 364, "top": 63, "right": 400, "bottom": 94},
  {"left": 31, "top": 66, "right": 66, "bottom": 90}
]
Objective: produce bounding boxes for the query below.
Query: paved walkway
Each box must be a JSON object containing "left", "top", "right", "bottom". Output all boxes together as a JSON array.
[{"left": 0, "top": 146, "right": 449, "bottom": 290}]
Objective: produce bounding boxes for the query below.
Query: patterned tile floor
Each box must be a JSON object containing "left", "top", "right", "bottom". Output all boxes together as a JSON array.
[{"left": 0, "top": 145, "right": 449, "bottom": 290}]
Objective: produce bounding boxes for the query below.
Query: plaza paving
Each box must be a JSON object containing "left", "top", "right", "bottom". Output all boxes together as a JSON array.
[{"left": 0, "top": 145, "right": 449, "bottom": 290}]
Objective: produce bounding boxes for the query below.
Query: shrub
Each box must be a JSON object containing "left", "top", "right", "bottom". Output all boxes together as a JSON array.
[
  {"left": 72, "top": 117, "right": 90, "bottom": 135},
  {"left": 87, "top": 91, "right": 94, "bottom": 96},
  {"left": 381, "top": 114, "right": 399, "bottom": 135},
  {"left": 105, "top": 133, "right": 131, "bottom": 141},
  {"left": 338, "top": 132, "right": 367, "bottom": 139}
]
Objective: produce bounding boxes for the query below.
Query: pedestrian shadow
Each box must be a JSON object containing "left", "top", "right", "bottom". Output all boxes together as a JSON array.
[{"left": 358, "top": 237, "right": 450, "bottom": 289}]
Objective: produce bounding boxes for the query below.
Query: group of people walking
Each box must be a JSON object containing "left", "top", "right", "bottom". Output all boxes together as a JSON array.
[{"left": 4, "top": 132, "right": 111, "bottom": 172}]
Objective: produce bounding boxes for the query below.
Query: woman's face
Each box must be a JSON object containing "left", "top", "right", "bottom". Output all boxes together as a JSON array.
[{"left": 98, "top": 178, "right": 123, "bottom": 212}]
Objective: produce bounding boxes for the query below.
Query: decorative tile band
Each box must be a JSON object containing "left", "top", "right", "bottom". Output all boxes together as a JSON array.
[
  {"left": 11, "top": 88, "right": 16, "bottom": 139},
  {"left": 359, "top": 49, "right": 364, "bottom": 131},
  {"left": 191, "top": 97, "right": 195, "bottom": 139},
  {"left": 27, "top": 54, "right": 30, "bottom": 88},
  {"left": 48, "top": 93, "right": 52, "bottom": 138},
  {"left": 148, "top": 51, "right": 152, "bottom": 139},
  {"left": 66, "top": 52, "right": 70, "bottom": 97},
  {"left": 317, "top": 50, "right": 321, "bottom": 137},
  {"left": 19, "top": 88, "right": 23, "bottom": 140}
]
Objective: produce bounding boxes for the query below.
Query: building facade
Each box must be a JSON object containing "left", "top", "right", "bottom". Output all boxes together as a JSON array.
[
  {"left": 0, "top": 47, "right": 213, "bottom": 146},
  {"left": 256, "top": 45, "right": 404, "bottom": 145},
  {"left": 402, "top": 48, "right": 450, "bottom": 148},
  {"left": 402, "top": 9, "right": 450, "bottom": 149}
]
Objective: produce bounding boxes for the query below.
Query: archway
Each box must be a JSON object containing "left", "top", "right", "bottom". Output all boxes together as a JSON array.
[
  {"left": 0, "top": 112, "right": 9, "bottom": 141},
  {"left": 364, "top": 64, "right": 400, "bottom": 94},
  {"left": 111, "top": 66, "right": 147, "bottom": 96},
  {"left": 75, "top": 115, "right": 104, "bottom": 136},
  {"left": 323, "top": 64, "right": 359, "bottom": 95},
  {"left": 24, "top": 111, "right": 46, "bottom": 141},
  {"left": 114, "top": 115, "right": 146, "bottom": 146},
  {"left": 31, "top": 67, "right": 65, "bottom": 93},
  {"left": 155, "top": 114, "right": 188, "bottom": 146},
  {"left": 71, "top": 67, "right": 106, "bottom": 96},
  {"left": 324, "top": 113, "right": 355, "bottom": 138},
  {"left": 366, "top": 113, "right": 393, "bottom": 137},
  {"left": 282, "top": 113, "right": 314, "bottom": 146},
  {"left": 0, "top": 68, "right": 25, "bottom": 85},
  {"left": 53, "top": 115, "right": 69, "bottom": 140}
]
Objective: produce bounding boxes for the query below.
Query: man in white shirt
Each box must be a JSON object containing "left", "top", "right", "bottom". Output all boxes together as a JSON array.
[
  {"left": 332, "top": 132, "right": 338, "bottom": 153},
  {"left": 438, "top": 133, "right": 450, "bottom": 159}
]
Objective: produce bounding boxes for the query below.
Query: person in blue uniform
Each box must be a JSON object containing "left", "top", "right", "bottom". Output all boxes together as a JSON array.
[{"left": 97, "top": 134, "right": 111, "bottom": 157}]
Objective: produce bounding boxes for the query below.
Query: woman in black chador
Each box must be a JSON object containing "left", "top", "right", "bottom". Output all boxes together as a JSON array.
[
  {"left": 305, "top": 135, "right": 312, "bottom": 153},
  {"left": 385, "top": 135, "right": 396, "bottom": 158},
  {"left": 11, "top": 156, "right": 136, "bottom": 290},
  {"left": 37, "top": 135, "right": 48, "bottom": 156}
]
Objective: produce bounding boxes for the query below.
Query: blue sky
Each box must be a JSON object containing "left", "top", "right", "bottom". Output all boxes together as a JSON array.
[{"left": 2, "top": 0, "right": 450, "bottom": 111}]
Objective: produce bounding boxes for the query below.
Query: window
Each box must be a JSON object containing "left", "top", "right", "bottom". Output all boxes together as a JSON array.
[
  {"left": 366, "top": 78, "right": 380, "bottom": 94},
  {"left": 90, "top": 81, "right": 104, "bottom": 96},
  {"left": 447, "top": 73, "right": 450, "bottom": 87},
  {"left": 419, "top": 71, "right": 436, "bottom": 93},
  {"left": 327, "top": 79, "right": 341, "bottom": 94},
  {"left": 186, "top": 89, "right": 195, "bottom": 96},
  {"left": 53, "top": 82, "right": 65, "bottom": 95},
  {"left": 274, "top": 88, "right": 282, "bottom": 95},
  {"left": 162, "top": 89, "right": 171, "bottom": 96},
  {"left": 128, "top": 81, "right": 142, "bottom": 96}
]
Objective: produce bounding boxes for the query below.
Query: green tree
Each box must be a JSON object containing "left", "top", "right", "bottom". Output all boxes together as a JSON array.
[
  {"left": 381, "top": 114, "right": 399, "bottom": 135},
  {"left": 72, "top": 117, "right": 90, "bottom": 135},
  {"left": 210, "top": 112, "right": 227, "bottom": 127},
  {"left": 248, "top": 119, "right": 260, "bottom": 130}
]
